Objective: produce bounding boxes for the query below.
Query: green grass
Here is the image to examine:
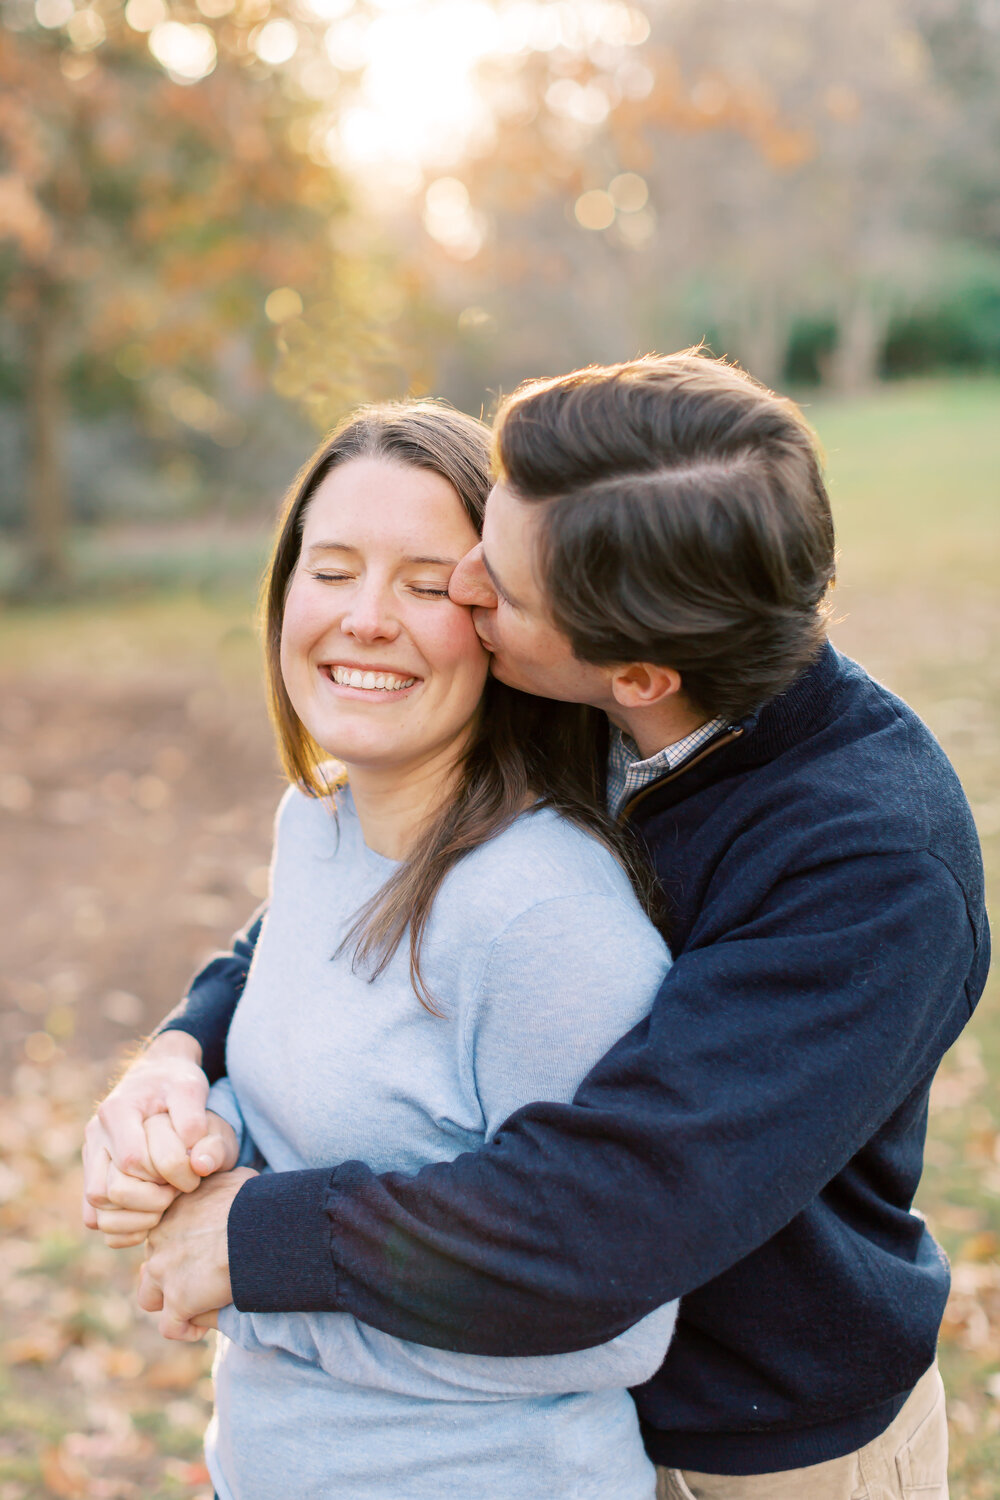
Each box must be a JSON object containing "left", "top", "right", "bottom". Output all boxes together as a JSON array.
[
  {"left": 808, "top": 378, "right": 1000, "bottom": 1498},
  {"left": 0, "top": 589, "right": 263, "bottom": 685},
  {"left": 804, "top": 376, "right": 1000, "bottom": 589}
]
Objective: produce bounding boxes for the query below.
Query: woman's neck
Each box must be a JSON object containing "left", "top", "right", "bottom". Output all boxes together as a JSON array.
[{"left": 344, "top": 736, "right": 471, "bottom": 861}]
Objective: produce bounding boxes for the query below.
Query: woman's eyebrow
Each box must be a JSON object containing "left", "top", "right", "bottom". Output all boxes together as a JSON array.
[
  {"left": 304, "top": 542, "right": 457, "bottom": 568},
  {"left": 305, "top": 541, "right": 355, "bottom": 557}
]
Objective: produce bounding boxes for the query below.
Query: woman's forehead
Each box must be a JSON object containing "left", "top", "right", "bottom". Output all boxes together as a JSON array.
[
  {"left": 308, "top": 462, "right": 470, "bottom": 534},
  {"left": 306, "top": 457, "right": 477, "bottom": 547}
]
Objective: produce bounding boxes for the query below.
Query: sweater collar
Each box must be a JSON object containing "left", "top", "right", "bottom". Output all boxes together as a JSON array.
[
  {"left": 624, "top": 640, "right": 846, "bottom": 818},
  {"left": 729, "top": 639, "right": 844, "bottom": 765}
]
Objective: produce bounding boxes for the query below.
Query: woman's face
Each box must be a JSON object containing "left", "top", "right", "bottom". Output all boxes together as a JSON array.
[{"left": 280, "top": 456, "right": 488, "bottom": 779}]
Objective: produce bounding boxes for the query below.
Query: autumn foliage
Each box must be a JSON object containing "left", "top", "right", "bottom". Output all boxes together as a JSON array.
[{"left": 0, "top": 3, "right": 403, "bottom": 587}]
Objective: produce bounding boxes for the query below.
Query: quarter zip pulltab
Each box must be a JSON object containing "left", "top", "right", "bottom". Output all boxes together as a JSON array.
[{"left": 617, "top": 727, "right": 744, "bottom": 825}]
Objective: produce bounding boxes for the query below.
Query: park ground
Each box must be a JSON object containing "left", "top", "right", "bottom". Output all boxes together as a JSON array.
[{"left": 0, "top": 377, "right": 998, "bottom": 1498}]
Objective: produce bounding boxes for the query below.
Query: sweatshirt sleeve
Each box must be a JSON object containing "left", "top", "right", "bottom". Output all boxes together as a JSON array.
[
  {"left": 154, "top": 904, "right": 266, "bottom": 1082},
  {"left": 206, "top": 1078, "right": 264, "bottom": 1171},
  {"left": 228, "top": 848, "right": 979, "bottom": 1355}
]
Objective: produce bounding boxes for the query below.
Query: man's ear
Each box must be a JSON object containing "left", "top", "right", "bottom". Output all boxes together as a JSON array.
[{"left": 609, "top": 662, "right": 683, "bottom": 709}]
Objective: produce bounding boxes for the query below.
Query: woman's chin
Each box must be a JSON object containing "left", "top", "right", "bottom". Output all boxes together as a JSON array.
[
  {"left": 313, "top": 738, "right": 396, "bottom": 772},
  {"left": 303, "top": 707, "right": 411, "bottom": 768}
]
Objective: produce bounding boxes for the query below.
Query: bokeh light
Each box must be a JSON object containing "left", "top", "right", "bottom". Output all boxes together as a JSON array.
[
  {"left": 264, "top": 287, "right": 305, "bottom": 323},
  {"left": 546, "top": 78, "right": 612, "bottom": 125},
  {"left": 306, "top": 0, "right": 651, "bottom": 173},
  {"left": 253, "top": 18, "right": 299, "bottom": 64},
  {"left": 307, "top": 0, "right": 355, "bottom": 17},
  {"left": 148, "top": 20, "right": 218, "bottom": 83},
  {"left": 609, "top": 172, "right": 649, "bottom": 213},
  {"left": 66, "top": 8, "right": 107, "bottom": 49},
  {"left": 34, "top": 0, "right": 73, "bottom": 29},
  {"left": 124, "top": 0, "right": 166, "bottom": 31},
  {"left": 575, "top": 188, "right": 616, "bottom": 231},
  {"left": 423, "top": 176, "right": 486, "bottom": 258}
]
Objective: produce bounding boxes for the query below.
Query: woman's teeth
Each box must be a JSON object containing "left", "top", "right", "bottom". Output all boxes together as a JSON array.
[{"left": 330, "top": 667, "right": 416, "bottom": 691}]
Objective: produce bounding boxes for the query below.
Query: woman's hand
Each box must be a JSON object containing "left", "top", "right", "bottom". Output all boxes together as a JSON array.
[
  {"left": 93, "top": 1111, "right": 241, "bottom": 1249},
  {"left": 83, "top": 1031, "right": 211, "bottom": 1231}
]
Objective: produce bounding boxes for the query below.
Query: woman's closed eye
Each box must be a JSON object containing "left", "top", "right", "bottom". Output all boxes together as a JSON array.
[{"left": 311, "top": 571, "right": 450, "bottom": 599}]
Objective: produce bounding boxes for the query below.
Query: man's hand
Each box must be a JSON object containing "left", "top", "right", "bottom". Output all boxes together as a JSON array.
[
  {"left": 138, "top": 1167, "right": 258, "bottom": 1340},
  {"left": 83, "top": 1031, "right": 211, "bottom": 1234}
]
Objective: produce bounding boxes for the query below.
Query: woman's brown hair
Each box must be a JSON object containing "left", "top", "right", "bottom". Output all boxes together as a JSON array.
[{"left": 263, "top": 399, "right": 651, "bottom": 1009}]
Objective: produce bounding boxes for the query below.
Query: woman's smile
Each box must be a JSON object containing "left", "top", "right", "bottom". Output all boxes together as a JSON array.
[{"left": 321, "top": 663, "right": 420, "bottom": 695}]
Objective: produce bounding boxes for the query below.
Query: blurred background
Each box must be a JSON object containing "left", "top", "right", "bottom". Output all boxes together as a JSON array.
[{"left": 0, "top": 0, "right": 997, "bottom": 1495}]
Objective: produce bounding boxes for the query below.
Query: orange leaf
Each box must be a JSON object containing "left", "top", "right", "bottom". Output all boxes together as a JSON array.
[
  {"left": 958, "top": 1231, "right": 1000, "bottom": 1263},
  {"left": 100, "top": 1346, "right": 146, "bottom": 1379},
  {"left": 3, "top": 1326, "right": 68, "bottom": 1365},
  {"left": 40, "top": 1443, "right": 89, "bottom": 1499},
  {"left": 144, "top": 1346, "right": 210, "bottom": 1390}
]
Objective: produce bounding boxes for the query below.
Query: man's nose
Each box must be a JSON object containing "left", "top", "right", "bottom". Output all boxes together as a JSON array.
[{"left": 449, "top": 545, "right": 498, "bottom": 609}]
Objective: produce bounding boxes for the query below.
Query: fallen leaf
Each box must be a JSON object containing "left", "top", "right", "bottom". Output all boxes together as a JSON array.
[
  {"left": 100, "top": 1346, "right": 146, "bottom": 1379},
  {"left": 957, "top": 1231, "right": 1000, "bottom": 1263},
  {"left": 40, "top": 1442, "right": 89, "bottom": 1499},
  {"left": 144, "top": 1346, "right": 210, "bottom": 1390},
  {"left": 3, "top": 1326, "right": 69, "bottom": 1364}
]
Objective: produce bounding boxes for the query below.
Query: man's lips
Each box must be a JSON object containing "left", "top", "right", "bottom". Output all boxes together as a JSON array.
[{"left": 472, "top": 614, "right": 496, "bottom": 653}]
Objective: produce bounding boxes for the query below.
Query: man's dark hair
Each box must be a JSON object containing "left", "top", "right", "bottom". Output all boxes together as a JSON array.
[{"left": 493, "top": 350, "right": 836, "bottom": 723}]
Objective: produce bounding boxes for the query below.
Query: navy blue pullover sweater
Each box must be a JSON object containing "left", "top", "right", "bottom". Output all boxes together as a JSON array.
[{"left": 163, "top": 644, "right": 990, "bottom": 1474}]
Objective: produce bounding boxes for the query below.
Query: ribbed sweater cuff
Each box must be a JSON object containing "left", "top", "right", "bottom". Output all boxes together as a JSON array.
[{"left": 228, "top": 1168, "right": 341, "bottom": 1313}]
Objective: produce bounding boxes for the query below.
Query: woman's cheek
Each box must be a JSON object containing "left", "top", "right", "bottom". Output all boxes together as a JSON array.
[
  {"left": 437, "top": 605, "right": 490, "bottom": 677},
  {"left": 281, "top": 581, "right": 326, "bottom": 665}
]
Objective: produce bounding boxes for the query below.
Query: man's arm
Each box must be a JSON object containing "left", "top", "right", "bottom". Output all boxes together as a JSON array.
[
  {"left": 154, "top": 904, "right": 266, "bottom": 1082},
  {"left": 221, "top": 849, "right": 985, "bottom": 1354}
]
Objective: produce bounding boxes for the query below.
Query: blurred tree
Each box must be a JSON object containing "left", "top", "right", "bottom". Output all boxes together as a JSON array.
[
  {"left": 4, "top": 0, "right": 997, "bottom": 579},
  {"left": 914, "top": 0, "right": 1000, "bottom": 249},
  {"left": 0, "top": 0, "right": 403, "bottom": 592},
  {"left": 406, "top": 0, "right": 994, "bottom": 403},
  {"left": 392, "top": 0, "right": 829, "bottom": 397}
]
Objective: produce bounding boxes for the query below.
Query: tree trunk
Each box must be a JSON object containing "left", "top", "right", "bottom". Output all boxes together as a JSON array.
[
  {"left": 23, "top": 287, "right": 70, "bottom": 593},
  {"left": 828, "top": 292, "right": 888, "bottom": 394},
  {"left": 729, "top": 283, "right": 788, "bottom": 390}
]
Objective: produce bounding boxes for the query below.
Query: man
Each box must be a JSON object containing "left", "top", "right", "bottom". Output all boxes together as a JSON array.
[{"left": 85, "top": 352, "right": 988, "bottom": 1498}]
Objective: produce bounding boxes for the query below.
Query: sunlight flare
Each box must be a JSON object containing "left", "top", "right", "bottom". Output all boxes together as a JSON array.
[{"left": 304, "top": 0, "right": 651, "bottom": 172}]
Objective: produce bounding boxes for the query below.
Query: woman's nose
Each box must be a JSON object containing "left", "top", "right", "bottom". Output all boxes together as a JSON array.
[
  {"left": 340, "top": 581, "right": 400, "bottom": 641},
  {"left": 449, "top": 545, "right": 498, "bottom": 609}
]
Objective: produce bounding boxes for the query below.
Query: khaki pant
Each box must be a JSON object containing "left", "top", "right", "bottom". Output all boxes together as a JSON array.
[{"left": 656, "top": 1362, "right": 948, "bottom": 1500}]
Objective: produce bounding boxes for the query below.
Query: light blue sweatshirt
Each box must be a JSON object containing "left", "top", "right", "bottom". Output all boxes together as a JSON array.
[{"left": 206, "top": 784, "right": 676, "bottom": 1500}]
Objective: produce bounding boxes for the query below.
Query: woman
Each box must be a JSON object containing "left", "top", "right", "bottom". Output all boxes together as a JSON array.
[{"left": 104, "top": 401, "right": 675, "bottom": 1500}]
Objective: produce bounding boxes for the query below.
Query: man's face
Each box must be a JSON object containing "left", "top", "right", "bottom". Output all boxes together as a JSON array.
[{"left": 449, "top": 482, "right": 613, "bottom": 708}]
